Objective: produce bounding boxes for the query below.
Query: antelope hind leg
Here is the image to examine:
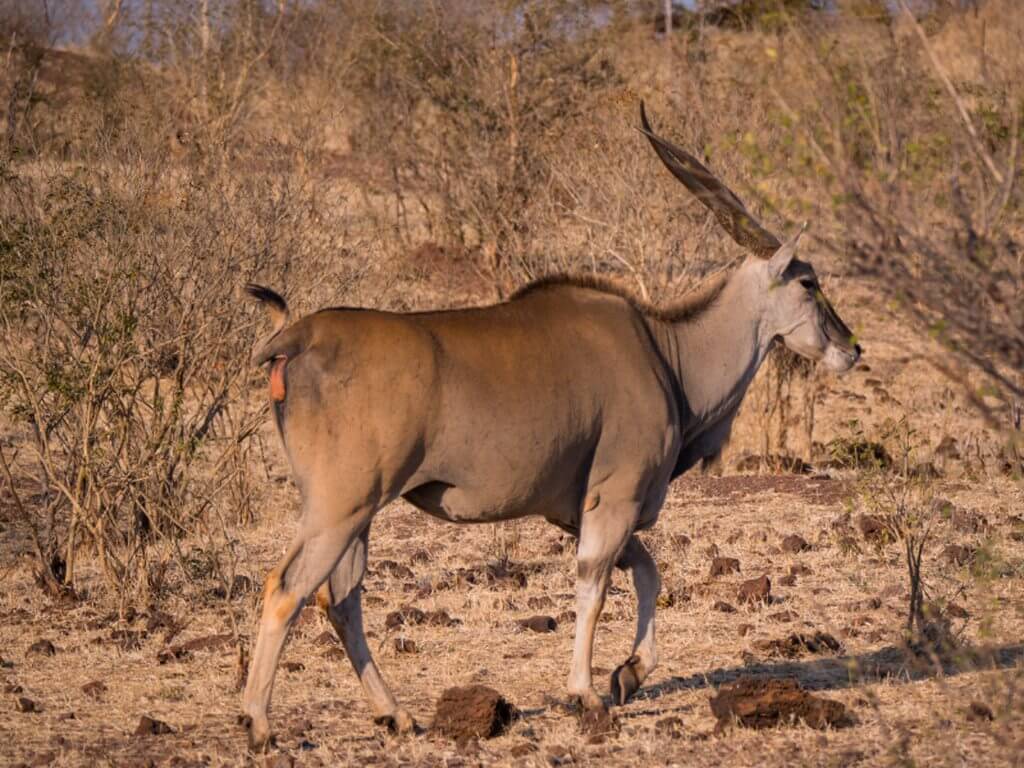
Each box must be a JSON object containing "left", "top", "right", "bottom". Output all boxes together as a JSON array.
[{"left": 321, "top": 527, "right": 416, "bottom": 734}]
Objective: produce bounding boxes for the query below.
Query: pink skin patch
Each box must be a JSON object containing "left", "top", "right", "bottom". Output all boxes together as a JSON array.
[{"left": 269, "top": 357, "right": 287, "bottom": 402}]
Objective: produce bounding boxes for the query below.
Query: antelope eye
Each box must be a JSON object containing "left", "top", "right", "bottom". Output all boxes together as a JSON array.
[{"left": 799, "top": 278, "right": 815, "bottom": 290}]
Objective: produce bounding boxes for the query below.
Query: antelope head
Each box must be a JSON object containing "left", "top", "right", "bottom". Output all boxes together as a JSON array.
[{"left": 639, "top": 103, "right": 861, "bottom": 373}]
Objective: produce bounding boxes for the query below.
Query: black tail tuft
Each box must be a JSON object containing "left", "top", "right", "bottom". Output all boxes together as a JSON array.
[{"left": 245, "top": 283, "right": 288, "bottom": 315}]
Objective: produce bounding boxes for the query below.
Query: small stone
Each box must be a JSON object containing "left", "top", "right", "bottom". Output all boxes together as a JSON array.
[
  {"left": 517, "top": 616, "right": 557, "bottom": 633},
  {"left": 393, "top": 638, "right": 418, "bottom": 653},
  {"left": 82, "top": 681, "right": 107, "bottom": 700},
  {"left": 15, "top": 697, "right": 41, "bottom": 713},
  {"left": 709, "top": 557, "right": 741, "bottom": 577},
  {"left": 135, "top": 715, "right": 174, "bottom": 735},
  {"left": 781, "top": 535, "right": 810, "bottom": 554},
  {"left": 27, "top": 640, "right": 56, "bottom": 657},
  {"left": 738, "top": 575, "right": 771, "bottom": 605},
  {"left": 966, "top": 701, "right": 994, "bottom": 722}
]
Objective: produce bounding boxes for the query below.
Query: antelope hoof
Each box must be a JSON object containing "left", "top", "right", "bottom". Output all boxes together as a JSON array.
[
  {"left": 243, "top": 715, "right": 275, "bottom": 753},
  {"left": 610, "top": 656, "right": 642, "bottom": 706},
  {"left": 374, "top": 707, "right": 417, "bottom": 735}
]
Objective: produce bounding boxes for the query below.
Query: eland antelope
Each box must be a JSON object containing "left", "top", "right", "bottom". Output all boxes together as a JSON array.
[{"left": 240, "top": 103, "right": 861, "bottom": 750}]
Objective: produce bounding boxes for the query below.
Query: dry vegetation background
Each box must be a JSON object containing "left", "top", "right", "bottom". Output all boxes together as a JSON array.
[{"left": 0, "top": 0, "right": 1023, "bottom": 765}]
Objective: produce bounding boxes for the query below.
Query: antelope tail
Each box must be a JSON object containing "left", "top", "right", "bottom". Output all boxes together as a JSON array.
[{"left": 245, "top": 283, "right": 302, "bottom": 366}]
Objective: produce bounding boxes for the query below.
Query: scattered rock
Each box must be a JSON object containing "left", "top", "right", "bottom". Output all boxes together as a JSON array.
[
  {"left": 935, "top": 435, "right": 960, "bottom": 459},
  {"left": 82, "top": 681, "right": 107, "bottom": 700},
  {"left": 27, "top": 639, "right": 56, "bottom": 657},
  {"left": 753, "top": 632, "right": 842, "bottom": 659},
  {"left": 943, "top": 544, "right": 976, "bottom": 566},
  {"left": 517, "top": 615, "right": 557, "bottom": 633},
  {"left": 709, "top": 676, "right": 851, "bottom": 730},
  {"left": 966, "top": 701, "right": 994, "bottom": 722},
  {"left": 432, "top": 685, "right": 516, "bottom": 744},
  {"left": 578, "top": 705, "right": 619, "bottom": 740},
  {"left": 135, "top": 715, "right": 174, "bottom": 735},
  {"left": 737, "top": 575, "right": 771, "bottom": 605},
  {"left": 710, "top": 557, "right": 741, "bottom": 577},
  {"left": 385, "top": 606, "right": 426, "bottom": 630},
  {"left": 781, "top": 535, "right": 810, "bottom": 554},
  {"left": 393, "top": 638, "right": 418, "bottom": 654},
  {"left": 653, "top": 716, "right": 686, "bottom": 738},
  {"left": 713, "top": 601, "right": 737, "bottom": 613},
  {"left": 15, "top": 697, "right": 41, "bottom": 713},
  {"left": 857, "top": 515, "right": 892, "bottom": 544}
]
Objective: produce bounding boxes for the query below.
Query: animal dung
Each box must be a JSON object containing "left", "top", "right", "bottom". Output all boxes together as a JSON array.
[
  {"left": 737, "top": 575, "right": 771, "bottom": 605},
  {"left": 517, "top": 615, "right": 557, "bottom": 633},
  {"left": 432, "top": 685, "right": 516, "bottom": 743},
  {"left": 709, "top": 676, "right": 851, "bottom": 731}
]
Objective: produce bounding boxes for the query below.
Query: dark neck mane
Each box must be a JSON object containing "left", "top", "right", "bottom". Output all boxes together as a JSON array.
[{"left": 509, "top": 269, "right": 732, "bottom": 324}]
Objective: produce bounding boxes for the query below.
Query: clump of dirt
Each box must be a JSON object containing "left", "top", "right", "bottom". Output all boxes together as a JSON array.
[
  {"left": 709, "top": 677, "right": 851, "bottom": 731},
  {"left": 26, "top": 639, "right": 56, "bottom": 657},
  {"left": 517, "top": 615, "right": 557, "bottom": 633},
  {"left": 134, "top": 715, "right": 174, "bottom": 735},
  {"left": 737, "top": 575, "right": 771, "bottom": 605},
  {"left": 781, "top": 534, "right": 810, "bottom": 553},
  {"left": 857, "top": 514, "right": 894, "bottom": 544},
  {"left": 752, "top": 632, "right": 842, "bottom": 659},
  {"left": 385, "top": 606, "right": 426, "bottom": 630},
  {"left": 432, "top": 685, "right": 516, "bottom": 744},
  {"left": 710, "top": 557, "right": 741, "bottom": 577}
]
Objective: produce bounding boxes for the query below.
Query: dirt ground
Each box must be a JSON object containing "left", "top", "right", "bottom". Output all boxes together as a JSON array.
[{"left": 2, "top": 278, "right": 1023, "bottom": 767}]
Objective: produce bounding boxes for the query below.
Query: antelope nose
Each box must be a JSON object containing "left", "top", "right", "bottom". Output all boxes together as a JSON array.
[{"left": 853, "top": 344, "right": 863, "bottom": 358}]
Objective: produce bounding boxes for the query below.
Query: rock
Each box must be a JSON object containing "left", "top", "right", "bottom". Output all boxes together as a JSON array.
[
  {"left": 709, "top": 557, "right": 741, "bottom": 577},
  {"left": 135, "top": 715, "right": 174, "bottom": 735},
  {"left": 385, "top": 606, "right": 426, "bottom": 630},
  {"left": 966, "top": 701, "right": 994, "bottom": 722},
  {"left": 857, "top": 515, "right": 891, "bottom": 544},
  {"left": 781, "top": 535, "right": 810, "bottom": 554},
  {"left": 517, "top": 615, "right": 557, "bottom": 633},
  {"left": 752, "top": 632, "right": 842, "bottom": 659},
  {"left": 15, "top": 697, "right": 41, "bottom": 713},
  {"left": 713, "top": 601, "right": 737, "bottom": 613},
  {"left": 393, "top": 638, "right": 418, "bottom": 654},
  {"left": 432, "top": 685, "right": 516, "bottom": 743},
  {"left": 737, "top": 575, "right": 771, "bottom": 605},
  {"left": 943, "top": 544, "right": 975, "bottom": 566},
  {"left": 709, "top": 676, "right": 850, "bottom": 730},
  {"left": 81, "top": 681, "right": 107, "bottom": 700},
  {"left": 27, "top": 639, "right": 56, "bottom": 657},
  {"left": 653, "top": 716, "right": 686, "bottom": 738}
]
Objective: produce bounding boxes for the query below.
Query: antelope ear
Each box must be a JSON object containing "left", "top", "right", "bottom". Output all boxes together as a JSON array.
[{"left": 768, "top": 224, "right": 806, "bottom": 281}]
